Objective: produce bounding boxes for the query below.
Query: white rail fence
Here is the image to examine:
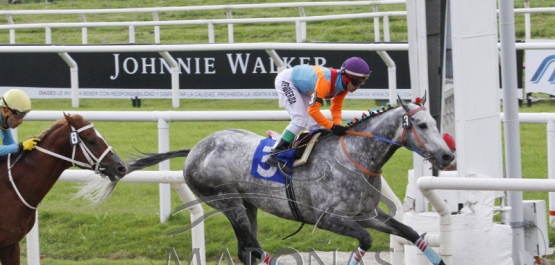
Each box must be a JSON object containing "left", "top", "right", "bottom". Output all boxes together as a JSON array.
[
  {"left": 18, "top": 110, "right": 555, "bottom": 265},
  {"left": 0, "top": 2, "right": 552, "bottom": 44},
  {"left": 0, "top": 1, "right": 406, "bottom": 44}
]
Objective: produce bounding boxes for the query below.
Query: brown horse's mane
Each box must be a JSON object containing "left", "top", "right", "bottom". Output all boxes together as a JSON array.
[{"left": 33, "top": 114, "right": 82, "bottom": 141}]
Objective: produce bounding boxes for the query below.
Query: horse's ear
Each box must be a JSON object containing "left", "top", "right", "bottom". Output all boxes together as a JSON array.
[
  {"left": 421, "top": 90, "right": 427, "bottom": 105},
  {"left": 398, "top": 95, "right": 410, "bottom": 112},
  {"left": 63, "top": 112, "right": 72, "bottom": 123}
]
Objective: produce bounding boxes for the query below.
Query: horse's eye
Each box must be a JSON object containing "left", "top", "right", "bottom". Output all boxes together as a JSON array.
[
  {"left": 87, "top": 139, "right": 96, "bottom": 145},
  {"left": 418, "top": 124, "right": 428, "bottom": 129}
]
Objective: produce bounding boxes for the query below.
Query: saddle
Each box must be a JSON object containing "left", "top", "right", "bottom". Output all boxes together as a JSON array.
[{"left": 267, "top": 129, "right": 331, "bottom": 167}]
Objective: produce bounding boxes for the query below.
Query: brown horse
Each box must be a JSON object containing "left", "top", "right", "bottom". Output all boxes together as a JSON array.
[{"left": 0, "top": 113, "right": 128, "bottom": 265}]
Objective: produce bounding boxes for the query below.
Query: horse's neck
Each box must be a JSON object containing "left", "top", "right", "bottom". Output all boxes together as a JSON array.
[
  {"left": 348, "top": 107, "right": 405, "bottom": 171},
  {"left": 13, "top": 129, "right": 74, "bottom": 207}
]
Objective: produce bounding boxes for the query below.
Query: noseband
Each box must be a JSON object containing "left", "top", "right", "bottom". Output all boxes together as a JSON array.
[{"left": 8, "top": 123, "right": 113, "bottom": 210}]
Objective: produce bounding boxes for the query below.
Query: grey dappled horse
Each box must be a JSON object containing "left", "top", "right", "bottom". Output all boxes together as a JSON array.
[{"left": 127, "top": 96, "right": 454, "bottom": 265}]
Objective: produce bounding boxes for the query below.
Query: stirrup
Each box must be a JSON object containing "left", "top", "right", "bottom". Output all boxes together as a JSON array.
[{"left": 265, "top": 155, "right": 280, "bottom": 167}]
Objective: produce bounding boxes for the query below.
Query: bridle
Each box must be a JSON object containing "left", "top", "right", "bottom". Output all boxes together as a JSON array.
[
  {"left": 8, "top": 123, "right": 113, "bottom": 209},
  {"left": 35, "top": 123, "right": 113, "bottom": 173},
  {"left": 340, "top": 105, "right": 430, "bottom": 177}
]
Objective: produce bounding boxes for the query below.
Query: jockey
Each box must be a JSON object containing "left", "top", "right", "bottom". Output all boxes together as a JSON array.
[
  {"left": 0, "top": 89, "right": 40, "bottom": 156},
  {"left": 266, "top": 57, "right": 371, "bottom": 167}
]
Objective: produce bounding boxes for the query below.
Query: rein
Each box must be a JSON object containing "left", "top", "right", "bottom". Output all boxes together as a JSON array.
[
  {"left": 10, "top": 123, "right": 112, "bottom": 210},
  {"left": 7, "top": 153, "right": 36, "bottom": 209},
  {"left": 340, "top": 106, "right": 429, "bottom": 177}
]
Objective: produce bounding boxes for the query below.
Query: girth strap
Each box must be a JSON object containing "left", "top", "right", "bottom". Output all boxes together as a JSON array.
[{"left": 284, "top": 175, "right": 304, "bottom": 221}]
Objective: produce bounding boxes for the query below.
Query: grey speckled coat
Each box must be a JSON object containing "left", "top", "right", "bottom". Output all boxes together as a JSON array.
[{"left": 127, "top": 98, "right": 454, "bottom": 265}]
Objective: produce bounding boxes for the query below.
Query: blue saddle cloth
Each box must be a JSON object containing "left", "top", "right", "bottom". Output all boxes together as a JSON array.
[{"left": 250, "top": 137, "right": 295, "bottom": 184}]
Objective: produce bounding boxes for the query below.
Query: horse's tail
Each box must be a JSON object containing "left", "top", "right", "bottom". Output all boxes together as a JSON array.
[{"left": 127, "top": 149, "right": 191, "bottom": 173}]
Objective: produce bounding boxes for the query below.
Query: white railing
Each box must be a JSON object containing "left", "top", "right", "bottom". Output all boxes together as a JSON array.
[
  {"left": 0, "top": 12, "right": 408, "bottom": 44},
  {"left": 1, "top": 2, "right": 554, "bottom": 44},
  {"left": 0, "top": 1, "right": 406, "bottom": 44}
]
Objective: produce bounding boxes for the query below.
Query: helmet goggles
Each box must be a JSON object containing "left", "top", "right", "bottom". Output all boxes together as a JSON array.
[
  {"left": 2, "top": 97, "right": 29, "bottom": 119},
  {"left": 349, "top": 76, "right": 367, "bottom": 86}
]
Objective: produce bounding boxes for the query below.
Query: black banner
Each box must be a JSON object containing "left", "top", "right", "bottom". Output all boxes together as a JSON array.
[{"left": 0, "top": 49, "right": 411, "bottom": 90}]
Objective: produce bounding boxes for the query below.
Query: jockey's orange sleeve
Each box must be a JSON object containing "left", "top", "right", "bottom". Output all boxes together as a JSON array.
[
  {"left": 307, "top": 66, "right": 335, "bottom": 129},
  {"left": 330, "top": 91, "right": 347, "bottom": 125}
]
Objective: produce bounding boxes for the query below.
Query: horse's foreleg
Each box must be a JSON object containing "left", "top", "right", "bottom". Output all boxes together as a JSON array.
[
  {"left": 0, "top": 243, "right": 21, "bottom": 265},
  {"left": 356, "top": 208, "right": 446, "bottom": 265},
  {"left": 316, "top": 215, "right": 372, "bottom": 265}
]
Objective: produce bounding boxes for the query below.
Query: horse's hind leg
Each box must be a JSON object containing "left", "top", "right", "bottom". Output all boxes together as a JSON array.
[
  {"left": 0, "top": 243, "right": 20, "bottom": 265},
  {"left": 244, "top": 201, "right": 258, "bottom": 238},
  {"left": 210, "top": 198, "right": 263, "bottom": 265},
  {"left": 356, "top": 208, "right": 445, "bottom": 265}
]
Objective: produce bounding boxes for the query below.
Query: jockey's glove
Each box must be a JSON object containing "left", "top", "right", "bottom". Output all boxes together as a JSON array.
[
  {"left": 19, "top": 138, "right": 40, "bottom": 151},
  {"left": 331, "top": 124, "right": 347, "bottom": 136}
]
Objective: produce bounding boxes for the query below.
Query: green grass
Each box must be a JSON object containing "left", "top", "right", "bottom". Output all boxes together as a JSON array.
[{"left": 2, "top": 0, "right": 555, "bottom": 263}]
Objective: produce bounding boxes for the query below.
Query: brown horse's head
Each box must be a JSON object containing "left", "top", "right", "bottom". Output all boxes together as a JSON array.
[{"left": 63, "top": 113, "right": 128, "bottom": 181}]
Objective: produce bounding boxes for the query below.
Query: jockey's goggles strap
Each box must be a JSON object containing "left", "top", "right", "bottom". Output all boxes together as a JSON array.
[{"left": 8, "top": 153, "right": 37, "bottom": 210}]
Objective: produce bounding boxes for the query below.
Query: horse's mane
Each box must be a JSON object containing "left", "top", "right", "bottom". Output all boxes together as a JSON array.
[
  {"left": 345, "top": 102, "right": 396, "bottom": 130},
  {"left": 34, "top": 114, "right": 79, "bottom": 140}
]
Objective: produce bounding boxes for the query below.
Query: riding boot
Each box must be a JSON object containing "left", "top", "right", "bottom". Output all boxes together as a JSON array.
[{"left": 265, "top": 138, "right": 290, "bottom": 167}]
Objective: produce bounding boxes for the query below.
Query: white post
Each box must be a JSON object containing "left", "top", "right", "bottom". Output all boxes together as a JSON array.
[
  {"left": 208, "top": 23, "right": 215, "bottom": 43},
  {"left": 158, "top": 52, "right": 180, "bottom": 108},
  {"left": 405, "top": 0, "right": 430, "bottom": 213},
  {"left": 26, "top": 213, "right": 40, "bottom": 265},
  {"left": 129, "top": 25, "right": 135, "bottom": 44},
  {"left": 152, "top": 12, "right": 160, "bottom": 44},
  {"left": 45, "top": 27, "right": 51, "bottom": 44},
  {"left": 226, "top": 9, "right": 234, "bottom": 43},
  {"left": 172, "top": 183, "right": 206, "bottom": 265},
  {"left": 57, "top": 52, "right": 79, "bottom": 108},
  {"left": 524, "top": 0, "right": 531, "bottom": 40},
  {"left": 158, "top": 118, "right": 171, "bottom": 223},
  {"left": 548, "top": 120, "right": 555, "bottom": 227},
  {"left": 80, "top": 14, "right": 87, "bottom": 44}
]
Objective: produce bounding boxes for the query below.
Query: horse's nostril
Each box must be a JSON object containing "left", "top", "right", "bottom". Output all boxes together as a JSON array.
[
  {"left": 443, "top": 153, "right": 454, "bottom": 162},
  {"left": 117, "top": 166, "right": 128, "bottom": 174}
]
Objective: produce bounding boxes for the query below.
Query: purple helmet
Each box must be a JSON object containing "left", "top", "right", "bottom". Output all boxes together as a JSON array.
[{"left": 341, "top": 57, "right": 371, "bottom": 78}]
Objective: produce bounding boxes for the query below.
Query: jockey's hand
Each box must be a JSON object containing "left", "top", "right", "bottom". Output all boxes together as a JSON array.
[
  {"left": 19, "top": 138, "right": 40, "bottom": 151},
  {"left": 331, "top": 124, "right": 347, "bottom": 136}
]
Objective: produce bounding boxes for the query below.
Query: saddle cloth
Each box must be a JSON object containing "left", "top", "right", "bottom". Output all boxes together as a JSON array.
[{"left": 250, "top": 137, "right": 295, "bottom": 184}]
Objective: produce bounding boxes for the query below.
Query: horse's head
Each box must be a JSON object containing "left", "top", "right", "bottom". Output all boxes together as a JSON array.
[
  {"left": 63, "top": 113, "right": 128, "bottom": 181},
  {"left": 398, "top": 94, "right": 455, "bottom": 170}
]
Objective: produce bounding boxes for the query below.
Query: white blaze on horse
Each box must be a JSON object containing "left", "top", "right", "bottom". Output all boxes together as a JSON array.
[{"left": 126, "top": 96, "right": 454, "bottom": 265}]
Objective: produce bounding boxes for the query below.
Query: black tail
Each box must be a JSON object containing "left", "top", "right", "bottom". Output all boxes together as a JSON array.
[{"left": 126, "top": 149, "right": 191, "bottom": 173}]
